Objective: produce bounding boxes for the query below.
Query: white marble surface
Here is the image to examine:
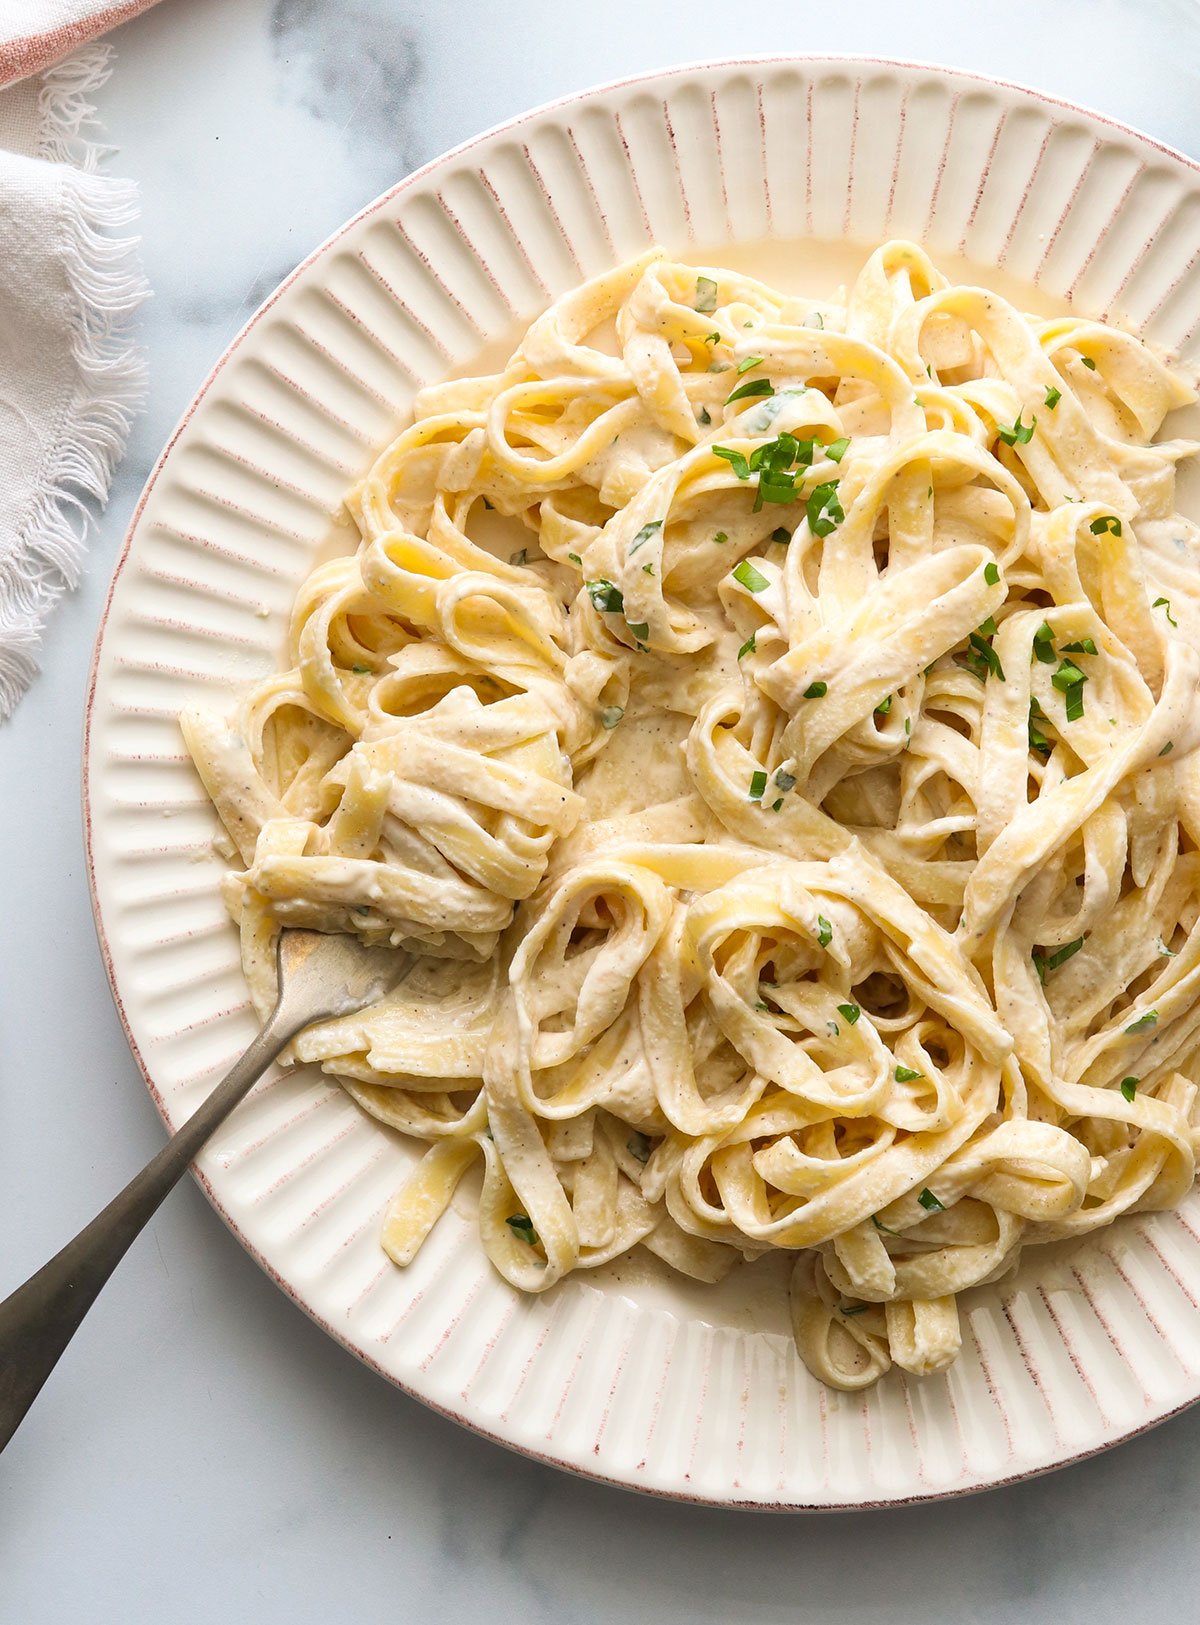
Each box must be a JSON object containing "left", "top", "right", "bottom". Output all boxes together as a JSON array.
[{"left": 3, "top": 2, "right": 1200, "bottom": 1619}]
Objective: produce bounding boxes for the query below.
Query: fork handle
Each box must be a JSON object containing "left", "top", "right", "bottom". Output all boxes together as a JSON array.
[{"left": 0, "top": 1007, "right": 297, "bottom": 1454}]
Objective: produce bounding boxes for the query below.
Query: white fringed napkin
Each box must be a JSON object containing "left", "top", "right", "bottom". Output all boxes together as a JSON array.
[{"left": 0, "top": 39, "right": 148, "bottom": 716}]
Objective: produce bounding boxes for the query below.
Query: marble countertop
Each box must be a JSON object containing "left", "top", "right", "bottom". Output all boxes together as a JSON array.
[{"left": 3, "top": 2, "right": 1200, "bottom": 1620}]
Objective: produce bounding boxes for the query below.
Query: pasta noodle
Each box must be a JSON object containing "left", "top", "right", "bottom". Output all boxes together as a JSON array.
[{"left": 182, "top": 241, "right": 1200, "bottom": 1389}]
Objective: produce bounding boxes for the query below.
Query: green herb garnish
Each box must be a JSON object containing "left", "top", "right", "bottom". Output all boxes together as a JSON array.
[
  {"left": 806, "top": 480, "right": 845, "bottom": 538},
  {"left": 894, "top": 1065, "right": 924, "bottom": 1083},
  {"left": 350, "top": 664, "right": 371, "bottom": 674},
  {"left": 600, "top": 706, "right": 624, "bottom": 729},
  {"left": 826, "top": 436, "right": 850, "bottom": 462},
  {"left": 968, "top": 632, "right": 1005, "bottom": 681},
  {"left": 735, "top": 355, "right": 763, "bottom": 375},
  {"left": 628, "top": 521, "right": 661, "bottom": 556},
  {"left": 1061, "top": 638, "right": 1098, "bottom": 655},
  {"left": 917, "top": 1188, "right": 946, "bottom": 1212},
  {"left": 733, "top": 559, "right": 770, "bottom": 593},
  {"left": 1033, "top": 621, "right": 1057, "bottom": 664},
  {"left": 1081, "top": 355, "right": 1097, "bottom": 370},
  {"left": 1047, "top": 937, "right": 1084, "bottom": 970},
  {"left": 567, "top": 552, "right": 582, "bottom": 565},
  {"left": 775, "top": 769, "right": 797, "bottom": 792},
  {"left": 998, "top": 410, "right": 1035, "bottom": 446},
  {"left": 712, "top": 530, "right": 728, "bottom": 545},
  {"left": 1154, "top": 596, "right": 1178, "bottom": 627},
  {"left": 1120, "top": 1077, "right": 1139, "bottom": 1103},
  {"left": 816, "top": 915, "right": 833, "bottom": 947},
  {"left": 1089, "top": 515, "right": 1122, "bottom": 537},
  {"left": 1044, "top": 385, "right": 1062, "bottom": 409},
  {"left": 586, "top": 578, "right": 624, "bottom": 614},
  {"left": 509, "top": 548, "right": 527, "bottom": 567},
  {"left": 698, "top": 406, "right": 712, "bottom": 425},
  {"left": 506, "top": 1214, "right": 539, "bottom": 1247},
  {"left": 749, "top": 770, "right": 768, "bottom": 801},
  {"left": 803, "top": 681, "right": 827, "bottom": 699},
  {"left": 737, "top": 633, "right": 756, "bottom": 660},
  {"left": 1125, "top": 1010, "right": 1159, "bottom": 1034},
  {"left": 771, "top": 527, "right": 791, "bottom": 545},
  {"left": 875, "top": 695, "right": 892, "bottom": 716},
  {"left": 725, "top": 376, "right": 775, "bottom": 405},
  {"left": 984, "top": 562, "right": 1001, "bottom": 585},
  {"left": 837, "top": 1003, "right": 861, "bottom": 1025},
  {"left": 695, "top": 275, "right": 718, "bottom": 314},
  {"left": 713, "top": 446, "right": 750, "bottom": 479},
  {"left": 1160, "top": 741, "right": 1175, "bottom": 757}
]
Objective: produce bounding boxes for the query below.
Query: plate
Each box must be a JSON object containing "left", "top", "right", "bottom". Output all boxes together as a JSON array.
[{"left": 85, "top": 57, "right": 1200, "bottom": 1509}]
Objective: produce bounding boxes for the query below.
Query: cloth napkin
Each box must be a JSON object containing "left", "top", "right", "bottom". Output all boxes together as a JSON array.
[
  {"left": 0, "top": 13, "right": 151, "bottom": 717},
  {"left": 0, "top": 1, "right": 162, "bottom": 89}
]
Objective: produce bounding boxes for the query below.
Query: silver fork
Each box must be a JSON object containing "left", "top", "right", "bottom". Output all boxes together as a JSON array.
[{"left": 0, "top": 929, "right": 410, "bottom": 1453}]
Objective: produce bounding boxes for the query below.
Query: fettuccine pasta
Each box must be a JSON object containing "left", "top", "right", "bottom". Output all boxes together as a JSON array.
[{"left": 183, "top": 241, "right": 1200, "bottom": 1390}]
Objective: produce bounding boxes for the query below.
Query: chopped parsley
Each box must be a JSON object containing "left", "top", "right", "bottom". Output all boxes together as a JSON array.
[
  {"left": 1052, "top": 659, "right": 1087, "bottom": 721},
  {"left": 737, "top": 633, "right": 757, "bottom": 660},
  {"left": 698, "top": 407, "right": 711, "bottom": 426},
  {"left": 586, "top": 578, "right": 624, "bottom": 614},
  {"left": 704, "top": 331, "right": 720, "bottom": 345},
  {"left": 816, "top": 915, "right": 833, "bottom": 948},
  {"left": 803, "top": 681, "right": 828, "bottom": 699},
  {"left": 509, "top": 548, "right": 527, "bottom": 567},
  {"left": 917, "top": 1188, "right": 946, "bottom": 1212},
  {"left": 735, "top": 355, "right": 764, "bottom": 375},
  {"left": 1081, "top": 355, "right": 1097, "bottom": 370},
  {"left": 872, "top": 1215, "right": 903, "bottom": 1237},
  {"left": 840, "top": 1304, "right": 869, "bottom": 1317},
  {"left": 1047, "top": 937, "right": 1084, "bottom": 970},
  {"left": 1125, "top": 1010, "right": 1159, "bottom": 1034},
  {"left": 643, "top": 562, "right": 655, "bottom": 575},
  {"left": 1033, "top": 621, "right": 1057, "bottom": 664},
  {"left": 1160, "top": 741, "right": 1175, "bottom": 757},
  {"left": 806, "top": 480, "right": 845, "bottom": 538},
  {"left": 627, "top": 1131, "right": 652, "bottom": 1163},
  {"left": 894, "top": 1065, "right": 924, "bottom": 1083},
  {"left": 625, "top": 621, "right": 650, "bottom": 643},
  {"left": 826, "top": 436, "right": 850, "bottom": 462},
  {"left": 1029, "top": 696, "right": 1053, "bottom": 755},
  {"left": 1089, "top": 515, "right": 1122, "bottom": 537},
  {"left": 695, "top": 275, "right": 718, "bottom": 314},
  {"left": 713, "top": 530, "right": 728, "bottom": 545},
  {"left": 967, "top": 631, "right": 1005, "bottom": 681},
  {"left": 749, "top": 770, "right": 768, "bottom": 801},
  {"left": 713, "top": 445, "right": 751, "bottom": 479},
  {"left": 725, "top": 376, "right": 775, "bottom": 405},
  {"left": 1062, "top": 637, "right": 1098, "bottom": 655},
  {"left": 875, "top": 695, "right": 893, "bottom": 716},
  {"left": 350, "top": 664, "right": 371, "bottom": 674},
  {"left": 1154, "top": 596, "right": 1178, "bottom": 627},
  {"left": 998, "top": 410, "right": 1036, "bottom": 446},
  {"left": 600, "top": 705, "right": 624, "bottom": 729},
  {"left": 837, "top": 1003, "right": 861, "bottom": 1025},
  {"left": 1044, "top": 385, "right": 1062, "bottom": 409},
  {"left": 567, "top": 552, "right": 582, "bottom": 565},
  {"left": 628, "top": 520, "right": 661, "bottom": 555},
  {"left": 775, "top": 769, "right": 797, "bottom": 792},
  {"left": 1120, "top": 1077, "right": 1139, "bottom": 1103},
  {"left": 733, "top": 559, "right": 770, "bottom": 593},
  {"left": 506, "top": 1214, "right": 539, "bottom": 1247},
  {"left": 771, "top": 527, "right": 791, "bottom": 545},
  {"left": 984, "top": 562, "right": 1001, "bottom": 585},
  {"left": 771, "top": 798, "right": 784, "bottom": 811}
]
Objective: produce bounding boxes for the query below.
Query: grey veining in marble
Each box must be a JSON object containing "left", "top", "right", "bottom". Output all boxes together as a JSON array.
[{"left": 2, "top": 2, "right": 1200, "bottom": 1621}]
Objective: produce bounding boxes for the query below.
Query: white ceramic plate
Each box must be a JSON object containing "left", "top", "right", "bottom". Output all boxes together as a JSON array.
[{"left": 86, "top": 58, "right": 1200, "bottom": 1509}]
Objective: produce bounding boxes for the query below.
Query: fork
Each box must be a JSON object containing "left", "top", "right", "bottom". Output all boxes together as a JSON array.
[{"left": 0, "top": 928, "right": 410, "bottom": 1453}]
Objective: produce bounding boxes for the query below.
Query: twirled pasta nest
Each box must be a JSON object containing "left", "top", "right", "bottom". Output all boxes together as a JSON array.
[{"left": 183, "top": 241, "right": 1200, "bottom": 1388}]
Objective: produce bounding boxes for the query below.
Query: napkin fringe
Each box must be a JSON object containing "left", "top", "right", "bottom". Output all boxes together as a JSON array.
[{"left": 0, "top": 45, "right": 147, "bottom": 719}]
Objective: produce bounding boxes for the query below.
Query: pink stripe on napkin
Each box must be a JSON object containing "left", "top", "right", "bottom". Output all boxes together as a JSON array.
[{"left": 0, "top": 0, "right": 161, "bottom": 90}]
